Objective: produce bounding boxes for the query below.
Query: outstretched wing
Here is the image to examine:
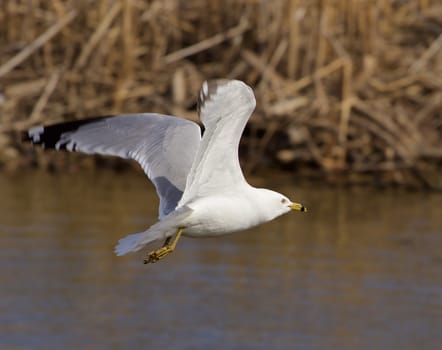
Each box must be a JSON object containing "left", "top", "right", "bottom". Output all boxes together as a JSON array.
[
  {"left": 178, "top": 80, "right": 256, "bottom": 205},
  {"left": 23, "top": 114, "right": 201, "bottom": 218}
]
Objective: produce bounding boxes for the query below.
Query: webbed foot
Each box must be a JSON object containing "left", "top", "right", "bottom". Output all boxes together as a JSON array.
[{"left": 143, "top": 227, "right": 184, "bottom": 264}]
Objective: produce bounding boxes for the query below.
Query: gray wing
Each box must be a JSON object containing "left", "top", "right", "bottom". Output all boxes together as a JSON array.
[
  {"left": 24, "top": 114, "right": 201, "bottom": 218},
  {"left": 178, "top": 80, "right": 256, "bottom": 205}
]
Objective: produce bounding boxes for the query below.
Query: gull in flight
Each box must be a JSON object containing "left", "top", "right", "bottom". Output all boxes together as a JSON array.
[{"left": 23, "top": 80, "right": 306, "bottom": 264}]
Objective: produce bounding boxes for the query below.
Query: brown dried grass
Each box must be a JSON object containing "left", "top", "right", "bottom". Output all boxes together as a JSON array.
[{"left": 0, "top": 0, "right": 441, "bottom": 188}]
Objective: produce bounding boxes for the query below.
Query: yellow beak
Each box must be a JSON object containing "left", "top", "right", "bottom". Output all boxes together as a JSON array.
[{"left": 289, "top": 202, "right": 307, "bottom": 212}]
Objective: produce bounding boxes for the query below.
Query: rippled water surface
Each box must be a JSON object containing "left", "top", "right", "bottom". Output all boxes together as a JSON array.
[{"left": 0, "top": 171, "right": 441, "bottom": 350}]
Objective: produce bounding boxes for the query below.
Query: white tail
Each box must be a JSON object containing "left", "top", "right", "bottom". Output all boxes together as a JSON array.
[
  {"left": 114, "top": 232, "right": 148, "bottom": 256},
  {"left": 114, "top": 206, "right": 192, "bottom": 256},
  {"left": 115, "top": 227, "right": 168, "bottom": 256}
]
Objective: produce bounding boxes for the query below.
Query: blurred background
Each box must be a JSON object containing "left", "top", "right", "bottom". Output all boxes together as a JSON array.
[
  {"left": 0, "top": 1, "right": 441, "bottom": 349},
  {"left": 1, "top": 0, "right": 441, "bottom": 187}
]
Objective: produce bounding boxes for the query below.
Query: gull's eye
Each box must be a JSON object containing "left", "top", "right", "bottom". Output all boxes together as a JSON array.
[{"left": 280, "top": 198, "right": 287, "bottom": 204}]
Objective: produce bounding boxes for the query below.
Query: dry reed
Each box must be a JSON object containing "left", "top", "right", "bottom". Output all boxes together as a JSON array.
[{"left": 0, "top": 0, "right": 441, "bottom": 189}]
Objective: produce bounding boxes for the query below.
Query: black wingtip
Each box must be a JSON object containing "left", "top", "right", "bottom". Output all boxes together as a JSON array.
[
  {"left": 197, "top": 80, "right": 230, "bottom": 115},
  {"left": 22, "top": 125, "right": 46, "bottom": 145},
  {"left": 21, "top": 116, "right": 109, "bottom": 150}
]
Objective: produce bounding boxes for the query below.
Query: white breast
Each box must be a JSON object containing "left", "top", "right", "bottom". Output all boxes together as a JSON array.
[{"left": 181, "top": 193, "right": 265, "bottom": 237}]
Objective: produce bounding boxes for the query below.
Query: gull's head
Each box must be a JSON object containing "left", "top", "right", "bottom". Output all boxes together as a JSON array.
[
  {"left": 279, "top": 194, "right": 307, "bottom": 214},
  {"left": 254, "top": 189, "right": 307, "bottom": 222}
]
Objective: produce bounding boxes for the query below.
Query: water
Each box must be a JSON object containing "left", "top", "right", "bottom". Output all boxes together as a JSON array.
[{"left": 0, "top": 170, "right": 441, "bottom": 350}]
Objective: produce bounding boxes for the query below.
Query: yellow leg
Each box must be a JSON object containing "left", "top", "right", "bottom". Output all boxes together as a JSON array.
[{"left": 143, "top": 228, "right": 184, "bottom": 264}]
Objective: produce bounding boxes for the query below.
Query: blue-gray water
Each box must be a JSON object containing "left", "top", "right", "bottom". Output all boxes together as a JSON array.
[{"left": 0, "top": 171, "right": 441, "bottom": 350}]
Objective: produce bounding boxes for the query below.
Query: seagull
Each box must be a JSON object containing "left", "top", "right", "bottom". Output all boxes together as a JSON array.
[{"left": 23, "top": 80, "right": 306, "bottom": 264}]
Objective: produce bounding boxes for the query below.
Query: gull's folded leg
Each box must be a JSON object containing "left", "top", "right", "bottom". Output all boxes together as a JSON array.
[{"left": 143, "top": 227, "right": 184, "bottom": 264}]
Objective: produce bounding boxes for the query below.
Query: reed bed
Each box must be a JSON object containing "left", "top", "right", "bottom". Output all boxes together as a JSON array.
[{"left": 0, "top": 0, "right": 441, "bottom": 189}]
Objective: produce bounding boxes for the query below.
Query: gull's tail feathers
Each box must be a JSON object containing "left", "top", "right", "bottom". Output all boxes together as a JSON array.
[
  {"left": 115, "top": 224, "right": 168, "bottom": 256},
  {"left": 114, "top": 205, "right": 194, "bottom": 256},
  {"left": 114, "top": 232, "right": 155, "bottom": 256}
]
